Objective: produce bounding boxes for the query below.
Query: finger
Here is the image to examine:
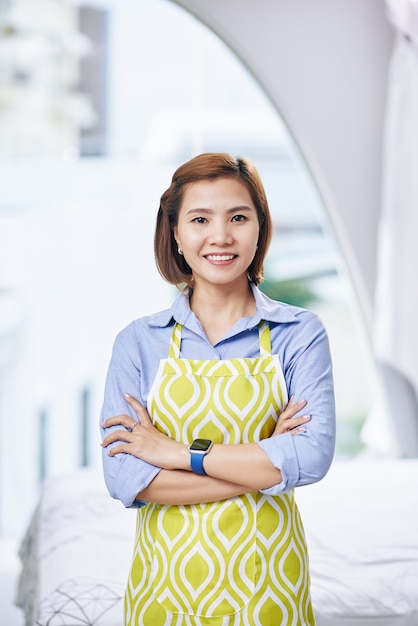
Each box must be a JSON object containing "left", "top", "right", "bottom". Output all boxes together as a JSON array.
[
  {"left": 280, "top": 398, "right": 307, "bottom": 419},
  {"left": 290, "top": 414, "right": 311, "bottom": 427},
  {"left": 123, "top": 393, "right": 152, "bottom": 426},
  {"left": 290, "top": 427, "right": 306, "bottom": 436},
  {"left": 101, "top": 418, "right": 139, "bottom": 433},
  {"left": 272, "top": 413, "right": 311, "bottom": 436},
  {"left": 101, "top": 414, "right": 134, "bottom": 429},
  {"left": 102, "top": 429, "right": 134, "bottom": 447},
  {"left": 286, "top": 397, "right": 307, "bottom": 411},
  {"left": 107, "top": 443, "right": 131, "bottom": 457}
]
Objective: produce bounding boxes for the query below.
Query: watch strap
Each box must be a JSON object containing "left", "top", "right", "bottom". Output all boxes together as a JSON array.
[{"left": 190, "top": 451, "right": 207, "bottom": 475}]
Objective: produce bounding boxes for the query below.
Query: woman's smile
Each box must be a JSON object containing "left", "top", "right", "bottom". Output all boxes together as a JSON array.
[{"left": 204, "top": 253, "right": 237, "bottom": 263}]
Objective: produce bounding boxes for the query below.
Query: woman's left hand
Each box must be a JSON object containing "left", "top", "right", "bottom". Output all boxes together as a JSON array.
[
  {"left": 272, "top": 396, "right": 311, "bottom": 436},
  {"left": 101, "top": 394, "right": 187, "bottom": 470}
]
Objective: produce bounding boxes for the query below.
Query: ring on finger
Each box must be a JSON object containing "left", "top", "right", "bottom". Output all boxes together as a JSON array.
[{"left": 129, "top": 422, "right": 138, "bottom": 432}]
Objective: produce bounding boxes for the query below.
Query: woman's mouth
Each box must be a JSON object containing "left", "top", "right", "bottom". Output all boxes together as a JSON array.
[{"left": 205, "top": 254, "right": 236, "bottom": 262}]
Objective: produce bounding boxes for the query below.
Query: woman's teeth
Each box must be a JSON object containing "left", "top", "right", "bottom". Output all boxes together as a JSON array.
[{"left": 206, "top": 254, "right": 235, "bottom": 261}]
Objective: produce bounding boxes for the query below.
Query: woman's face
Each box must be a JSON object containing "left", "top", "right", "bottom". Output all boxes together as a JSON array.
[{"left": 173, "top": 177, "right": 260, "bottom": 289}]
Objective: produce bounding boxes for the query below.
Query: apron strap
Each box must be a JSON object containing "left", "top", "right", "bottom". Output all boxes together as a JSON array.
[
  {"left": 169, "top": 320, "right": 272, "bottom": 357},
  {"left": 168, "top": 322, "right": 182, "bottom": 358},
  {"left": 258, "top": 320, "right": 272, "bottom": 356}
]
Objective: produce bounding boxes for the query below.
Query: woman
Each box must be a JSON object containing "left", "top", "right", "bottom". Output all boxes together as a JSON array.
[{"left": 100, "top": 153, "right": 335, "bottom": 625}]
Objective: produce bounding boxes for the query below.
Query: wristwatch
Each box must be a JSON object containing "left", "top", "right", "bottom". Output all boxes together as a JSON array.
[{"left": 188, "top": 438, "right": 213, "bottom": 475}]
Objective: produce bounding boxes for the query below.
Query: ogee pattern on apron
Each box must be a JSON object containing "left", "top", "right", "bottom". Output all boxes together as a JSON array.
[{"left": 125, "top": 322, "right": 314, "bottom": 626}]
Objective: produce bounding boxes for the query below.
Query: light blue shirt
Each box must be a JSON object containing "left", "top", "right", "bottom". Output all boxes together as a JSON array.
[{"left": 100, "top": 283, "right": 336, "bottom": 507}]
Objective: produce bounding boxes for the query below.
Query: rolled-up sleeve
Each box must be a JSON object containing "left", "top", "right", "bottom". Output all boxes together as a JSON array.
[
  {"left": 100, "top": 325, "right": 161, "bottom": 507},
  {"left": 257, "top": 311, "right": 336, "bottom": 494}
]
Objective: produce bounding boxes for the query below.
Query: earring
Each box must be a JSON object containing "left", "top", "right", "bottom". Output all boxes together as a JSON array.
[{"left": 178, "top": 247, "right": 183, "bottom": 255}]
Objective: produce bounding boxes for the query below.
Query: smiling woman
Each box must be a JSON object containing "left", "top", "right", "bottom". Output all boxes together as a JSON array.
[{"left": 100, "top": 152, "right": 336, "bottom": 625}]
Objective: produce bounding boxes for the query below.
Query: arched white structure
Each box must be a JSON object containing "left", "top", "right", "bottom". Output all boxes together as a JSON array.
[
  {"left": 172, "top": 0, "right": 418, "bottom": 458},
  {"left": 173, "top": 0, "right": 394, "bottom": 331}
]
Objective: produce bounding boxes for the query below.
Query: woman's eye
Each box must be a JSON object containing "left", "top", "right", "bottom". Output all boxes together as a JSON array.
[
  {"left": 231, "top": 214, "right": 246, "bottom": 222},
  {"left": 192, "top": 216, "right": 207, "bottom": 224}
]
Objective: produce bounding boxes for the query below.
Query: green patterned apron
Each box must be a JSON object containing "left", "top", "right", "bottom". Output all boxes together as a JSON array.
[{"left": 125, "top": 321, "right": 314, "bottom": 625}]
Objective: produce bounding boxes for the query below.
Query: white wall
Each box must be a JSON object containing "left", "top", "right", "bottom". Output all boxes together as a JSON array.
[{"left": 173, "top": 0, "right": 394, "bottom": 330}]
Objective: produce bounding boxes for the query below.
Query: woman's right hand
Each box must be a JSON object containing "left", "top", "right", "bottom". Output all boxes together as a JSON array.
[{"left": 272, "top": 396, "right": 311, "bottom": 436}]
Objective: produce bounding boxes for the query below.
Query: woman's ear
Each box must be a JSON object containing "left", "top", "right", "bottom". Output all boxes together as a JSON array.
[{"left": 171, "top": 228, "right": 183, "bottom": 254}]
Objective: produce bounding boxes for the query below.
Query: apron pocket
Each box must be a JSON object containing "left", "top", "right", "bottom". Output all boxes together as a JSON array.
[{"left": 152, "top": 496, "right": 257, "bottom": 617}]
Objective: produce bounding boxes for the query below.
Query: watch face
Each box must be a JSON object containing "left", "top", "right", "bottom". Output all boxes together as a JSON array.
[{"left": 190, "top": 438, "right": 212, "bottom": 452}]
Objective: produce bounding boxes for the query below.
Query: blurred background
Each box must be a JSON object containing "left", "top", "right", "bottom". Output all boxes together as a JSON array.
[{"left": 0, "top": 0, "right": 377, "bottom": 622}]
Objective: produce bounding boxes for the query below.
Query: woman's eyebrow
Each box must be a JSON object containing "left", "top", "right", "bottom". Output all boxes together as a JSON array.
[{"left": 185, "top": 205, "right": 254, "bottom": 215}]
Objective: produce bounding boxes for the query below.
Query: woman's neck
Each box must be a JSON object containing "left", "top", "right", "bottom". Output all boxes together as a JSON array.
[{"left": 189, "top": 280, "right": 256, "bottom": 345}]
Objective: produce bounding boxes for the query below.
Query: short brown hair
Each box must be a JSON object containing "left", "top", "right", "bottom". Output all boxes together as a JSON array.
[{"left": 154, "top": 153, "right": 273, "bottom": 286}]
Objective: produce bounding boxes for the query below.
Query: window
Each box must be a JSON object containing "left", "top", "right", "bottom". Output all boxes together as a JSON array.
[{"left": 0, "top": 0, "right": 373, "bottom": 539}]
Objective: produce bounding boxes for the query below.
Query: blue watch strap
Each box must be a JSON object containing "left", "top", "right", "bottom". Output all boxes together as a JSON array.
[{"left": 190, "top": 452, "right": 207, "bottom": 475}]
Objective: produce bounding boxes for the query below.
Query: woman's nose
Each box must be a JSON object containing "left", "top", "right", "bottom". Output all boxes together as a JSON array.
[{"left": 208, "top": 221, "right": 233, "bottom": 245}]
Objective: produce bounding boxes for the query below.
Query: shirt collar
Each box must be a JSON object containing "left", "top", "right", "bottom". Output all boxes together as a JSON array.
[{"left": 148, "top": 283, "right": 300, "bottom": 330}]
